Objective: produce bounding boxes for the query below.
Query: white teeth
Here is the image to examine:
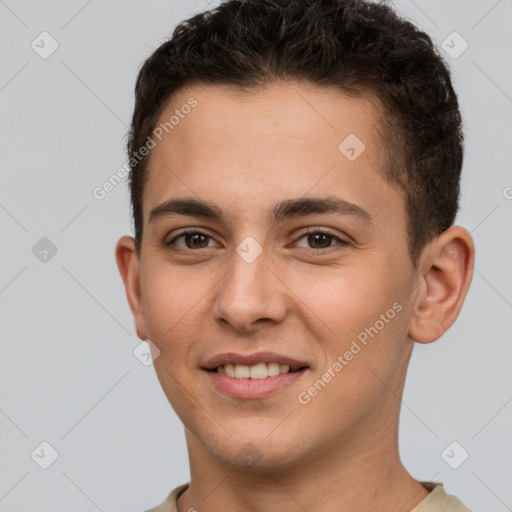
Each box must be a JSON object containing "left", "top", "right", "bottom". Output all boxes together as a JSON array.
[
  {"left": 216, "top": 362, "right": 296, "bottom": 378},
  {"left": 267, "top": 362, "right": 280, "bottom": 377},
  {"left": 250, "top": 363, "right": 268, "bottom": 379},
  {"left": 225, "top": 364, "right": 235, "bottom": 378},
  {"left": 234, "top": 364, "right": 250, "bottom": 378}
]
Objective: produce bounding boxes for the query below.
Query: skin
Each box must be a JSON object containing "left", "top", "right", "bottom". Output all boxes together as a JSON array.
[{"left": 116, "top": 81, "right": 475, "bottom": 511}]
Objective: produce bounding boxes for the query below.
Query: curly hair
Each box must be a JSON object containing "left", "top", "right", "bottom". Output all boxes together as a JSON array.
[{"left": 127, "top": 0, "right": 464, "bottom": 266}]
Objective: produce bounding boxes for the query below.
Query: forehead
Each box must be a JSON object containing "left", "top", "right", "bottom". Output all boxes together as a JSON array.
[
  {"left": 143, "top": 81, "right": 402, "bottom": 228},
  {"left": 156, "top": 81, "right": 384, "bottom": 161}
]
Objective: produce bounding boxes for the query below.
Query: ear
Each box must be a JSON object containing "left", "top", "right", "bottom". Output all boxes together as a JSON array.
[
  {"left": 115, "top": 236, "right": 147, "bottom": 340},
  {"left": 408, "top": 226, "right": 475, "bottom": 344}
]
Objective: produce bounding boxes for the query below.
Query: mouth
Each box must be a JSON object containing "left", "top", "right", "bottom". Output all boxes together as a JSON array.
[
  {"left": 202, "top": 352, "right": 311, "bottom": 399},
  {"left": 209, "top": 362, "right": 308, "bottom": 379},
  {"left": 202, "top": 351, "right": 310, "bottom": 377}
]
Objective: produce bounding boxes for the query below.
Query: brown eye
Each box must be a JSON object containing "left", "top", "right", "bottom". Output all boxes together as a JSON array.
[
  {"left": 307, "top": 233, "right": 332, "bottom": 249},
  {"left": 294, "top": 229, "right": 348, "bottom": 251},
  {"left": 167, "top": 230, "right": 217, "bottom": 250},
  {"left": 184, "top": 233, "right": 209, "bottom": 249}
]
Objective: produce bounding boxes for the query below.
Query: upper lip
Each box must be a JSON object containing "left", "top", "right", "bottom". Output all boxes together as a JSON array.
[{"left": 202, "top": 351, "right": 310, "bottom": 372}]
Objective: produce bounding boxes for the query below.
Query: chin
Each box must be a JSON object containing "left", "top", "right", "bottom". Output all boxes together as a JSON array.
[{"left": 207, "top": 433, "right": 308, "bottom": 473}]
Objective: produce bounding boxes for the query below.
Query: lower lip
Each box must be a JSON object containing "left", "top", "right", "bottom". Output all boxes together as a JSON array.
[{"left": 205, "top": 369, "right": 309, "bottom": 399}]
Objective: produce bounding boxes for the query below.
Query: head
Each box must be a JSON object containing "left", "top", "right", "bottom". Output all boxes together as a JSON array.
[{"left": 116, "top": 0, "right": 474, "bottom": 472}]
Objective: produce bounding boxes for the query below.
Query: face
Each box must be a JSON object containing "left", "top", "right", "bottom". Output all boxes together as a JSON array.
[{"left": 122, "top": 81, "right": 424, "bottom": 470}]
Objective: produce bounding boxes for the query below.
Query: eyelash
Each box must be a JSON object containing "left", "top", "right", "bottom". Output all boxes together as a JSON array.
[{"left": 165, "top": 227, "right": 348, "bottom": 253}]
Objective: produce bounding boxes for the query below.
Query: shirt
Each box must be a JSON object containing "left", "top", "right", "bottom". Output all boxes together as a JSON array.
[{"left": 144, "top": 481, "right": 471, "bottom": 511}]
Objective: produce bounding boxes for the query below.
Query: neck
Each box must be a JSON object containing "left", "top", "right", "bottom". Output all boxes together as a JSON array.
[{"left": 178, "top": 417, "right": 428, "bottom": 511}]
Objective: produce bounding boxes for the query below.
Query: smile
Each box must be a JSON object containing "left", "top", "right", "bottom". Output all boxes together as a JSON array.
[
  {"left": 214, "top": 362, "right": 304, "bottom": 379},
  {"left": 202, "top": 351, "right": 311, "bottom": 399}
]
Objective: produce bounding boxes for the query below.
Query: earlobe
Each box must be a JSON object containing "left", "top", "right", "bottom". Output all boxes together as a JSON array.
[
  {"left": 115, "top": 236, "right": 147, "bottom": 340},
  {"left": 407, "top": 226, "right": 475, "bottom": 344}
]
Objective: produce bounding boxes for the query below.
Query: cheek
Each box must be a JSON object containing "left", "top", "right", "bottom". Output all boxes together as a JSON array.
[
  {"left": 295, "top": 265, "right": 408, "bottom": 397},
  {"left": 296, "top": 263, "right": 396, "bottom": 340},
  {"left": 146, "top": 287, "right": 207, "bottom": 423},
  {"left": 139, "top": 262, "right": 224, "bottom": 398},
  {"left": 295, "top": 316, "right": 407, "bottom": 438},
  {"left": 140, "top": 262, "right": 207, "bottom": 344}
]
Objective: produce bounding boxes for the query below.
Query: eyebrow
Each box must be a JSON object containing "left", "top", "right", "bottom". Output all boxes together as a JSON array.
[{"left": 148, "top": 196, "right": 374, "bottom": 226}]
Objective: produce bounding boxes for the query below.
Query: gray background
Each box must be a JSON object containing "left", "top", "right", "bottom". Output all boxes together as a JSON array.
[{"left": 1, "top": 0, "right": 511, "bottom": 510}]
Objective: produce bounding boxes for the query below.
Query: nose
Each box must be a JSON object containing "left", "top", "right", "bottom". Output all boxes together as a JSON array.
[{"left": 212, "top": 246, "right": 288, "bottom": 333}]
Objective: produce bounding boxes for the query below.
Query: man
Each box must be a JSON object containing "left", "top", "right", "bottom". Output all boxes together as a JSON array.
[{"left": 115, "top": 0, "right": 475, "bottom": 510}]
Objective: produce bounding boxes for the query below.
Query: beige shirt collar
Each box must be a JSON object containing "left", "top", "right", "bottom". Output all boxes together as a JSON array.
[{"left": 146, "top": 481, "right": 471, "bottom": 512}]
